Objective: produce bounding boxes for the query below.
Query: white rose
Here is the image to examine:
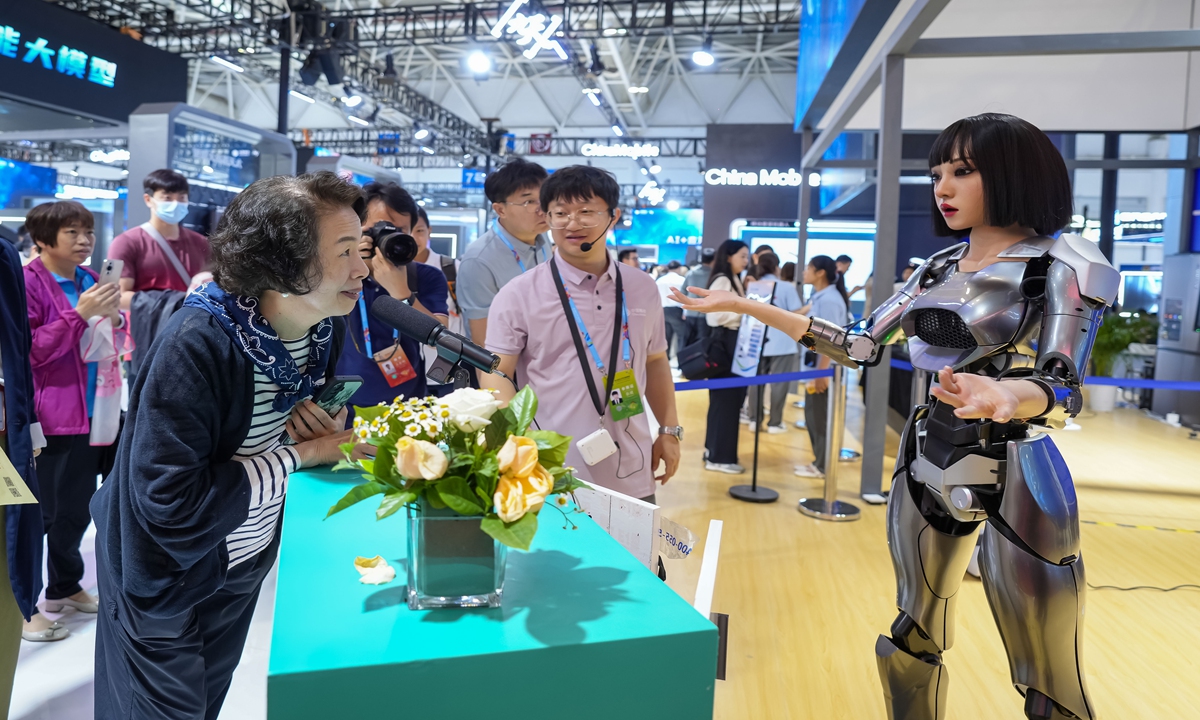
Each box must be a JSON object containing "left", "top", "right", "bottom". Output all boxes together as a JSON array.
[{"left": 442, "top": 387, "right": 502, "bottom": 433}]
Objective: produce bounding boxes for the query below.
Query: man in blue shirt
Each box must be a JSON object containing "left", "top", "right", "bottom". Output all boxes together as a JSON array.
[{"left": 337, "top": 182, "right": 449, "bottom": 416}]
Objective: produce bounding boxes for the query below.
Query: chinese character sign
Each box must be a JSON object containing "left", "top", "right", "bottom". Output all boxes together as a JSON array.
[
  {"left": 0, "top": 22, "right": 117, "bottom": 87},
  {"left": 490, "top": 0, "right": 568, "bottom": 60}
]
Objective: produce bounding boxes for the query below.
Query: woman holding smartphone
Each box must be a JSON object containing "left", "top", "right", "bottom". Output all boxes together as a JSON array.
[
  {"left": 91, "top": 172, "right": 367, "bottom": 718},
  {"left": 21, "top": 201, "right": 124, "bottom": 642}
]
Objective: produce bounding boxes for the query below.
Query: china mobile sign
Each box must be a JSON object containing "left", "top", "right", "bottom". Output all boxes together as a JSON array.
[
  {"left": 704, "top": 167, "right": 804, "bottom": 187},
  {"left": 581, "top": 143, "right": 661, "bottom": 159},
  {"left": 0, "top": 22, "right": 117, "bottom": 87}
]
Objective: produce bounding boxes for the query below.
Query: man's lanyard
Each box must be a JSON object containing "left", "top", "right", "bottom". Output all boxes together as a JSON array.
[
  {"left": 493, "top": 221, "right": 542, "bottom": 273},
  {"left": 551, "top": 258, "right": 628, "bottom": 418},
  {"left": 358, "top": 295, "right": 398, "bottom": 354}
]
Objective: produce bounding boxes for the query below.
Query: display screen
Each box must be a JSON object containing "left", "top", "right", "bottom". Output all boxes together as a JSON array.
[
  {"left": 0, "top": 156, "right": 56, "bottom": 207},
  {"left": 172, "top": 120, "right": 261, "bottom": 190},
  {"left": 612, "top": 208, "right": 703, "bottom": 265},
  {"left": 1118, "top": 271, "right": 1162, "bottom": 315}
]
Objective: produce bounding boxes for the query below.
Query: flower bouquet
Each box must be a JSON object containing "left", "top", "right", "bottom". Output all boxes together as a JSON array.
[{"left": 326, "top": 386, "right": 587, "bottom": 609}]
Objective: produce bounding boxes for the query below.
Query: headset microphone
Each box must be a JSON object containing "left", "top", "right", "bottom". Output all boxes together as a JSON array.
[{"left": 580, "top": 241, "right": 595, "bottom": 252}]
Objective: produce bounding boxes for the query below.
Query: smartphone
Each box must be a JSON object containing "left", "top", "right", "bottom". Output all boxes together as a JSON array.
[
  {"left": 280, "top": 375, "right": 364, "bottom": 446},
  {"left": 98, "top": 259, "right": 124, "bottom": 286}
]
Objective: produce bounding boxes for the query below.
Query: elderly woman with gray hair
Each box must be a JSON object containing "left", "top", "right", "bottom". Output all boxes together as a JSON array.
[{"left": 91, "top": 172, "right": 368, "bottom": 718}]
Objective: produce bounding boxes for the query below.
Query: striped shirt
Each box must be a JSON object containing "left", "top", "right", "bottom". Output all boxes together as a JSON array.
[{"left": 225, "top": 335, "right": 310, "bottom": 568}]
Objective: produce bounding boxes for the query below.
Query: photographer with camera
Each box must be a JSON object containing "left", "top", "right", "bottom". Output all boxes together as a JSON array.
[{"left": 334, "top": 183, "right": 449, "bottom": 421}]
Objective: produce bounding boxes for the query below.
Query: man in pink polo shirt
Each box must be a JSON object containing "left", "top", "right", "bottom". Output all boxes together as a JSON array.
[
  {"left": 110, "top": 168, "right": 210, "bottom": 308},
  {"left": 482, "top": 166, "right": 682, "bottom": 502}
]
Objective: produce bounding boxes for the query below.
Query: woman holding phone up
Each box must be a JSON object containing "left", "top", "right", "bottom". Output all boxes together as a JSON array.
[
  {"left": 91, "top": 172, "right": 367, "bottom": 718},
  {"left": 22, "top": 201, "right": 125, "bottom": 642}
]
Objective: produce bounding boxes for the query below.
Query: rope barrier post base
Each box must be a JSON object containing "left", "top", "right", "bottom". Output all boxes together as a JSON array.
[
  {"left": 798, "top": 364, "right": 861, "bottom": 522},
  {"left": 730, "top": 368, "right": 779, "bottom": 504}
]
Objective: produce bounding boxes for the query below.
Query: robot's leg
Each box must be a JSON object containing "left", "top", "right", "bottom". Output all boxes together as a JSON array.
[
  {"left": 978, "top": 434, "right": 1096, "bottom": 720},
  {"left": 876, "top": 468, "right": 980, "bottom": 720}
]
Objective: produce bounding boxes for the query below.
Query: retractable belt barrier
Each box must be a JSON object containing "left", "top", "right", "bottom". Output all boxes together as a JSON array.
[{"left": 674, "top": 369, "right": 833, "bottom": 392}]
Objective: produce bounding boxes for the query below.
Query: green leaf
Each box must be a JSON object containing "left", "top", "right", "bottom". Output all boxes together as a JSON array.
[
  {"left": 481, "top": 512, "right": 538, "bottom": 551},
  {"left": 330, "top": 459, "right": 359, "bottom": 473},
  {"left": 358, "top": 458, "right": 375, "bottom": 475},
  {"left": 435, "top": 476, "right": 485, "bottom": 515},
  {"left": 325, "top": 482, "right": 388, "bottom": 518},
  {"left": 483, "top": 408, "right": 513, "bottom": 451},
  {"left": 424, "top": 488, "right": 447, "bottom": 509},
  {"left": 509, "top": 387, "right": 538, "bottom": 435},
  {"left": 526, "top": 430, "right": 572, "bottom": 470},
  {"left": 353, "top": 404, "right": 388, "bottom": 424},
  {"left": 376, "top": 491, "right": 417, "bottom": 520},
  {"left": 475, "top": 454, "right": 499, "bottom": 498},
  {"left": 475, "top": 485, "right": 494, "bottom": 509}
]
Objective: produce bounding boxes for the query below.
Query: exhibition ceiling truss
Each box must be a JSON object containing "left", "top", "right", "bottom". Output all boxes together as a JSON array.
[{"left": 50, "top": 0, "right": 800, "bottom": 159}]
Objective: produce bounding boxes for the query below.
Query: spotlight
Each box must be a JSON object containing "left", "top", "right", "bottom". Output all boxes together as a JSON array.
[
  {"left": 343, "top": 94, "right": 363, "bottom": 107},
  {"left": 202, "top": 165, "right": 214, "bottom": 174},
  {"left": 585, "top": 90, "right": 601, "bottom": 107},
  {"left": 649, "top": 164, "right": 662, "bottom": 174},
  {"left": 209, "top": 56, "right": 244, "bottom": 73},
  {"left": 421, "top": 146, "right": 435, "bottom": 155},
  {"left": 467, "top": 50, "right": 492, "bottom": 75},
  {"left": 380, "top": 53, "right": 398, "bottom": 85},
  {"left": 641, "top": 167, "right": 648, "bottom": 175},
  {"left": 348, "top": 116, "right": 369, "bottom": 126},
  {"left": 612, "top": 125, "right": 624, "bottom": 137},
  {"left": 414, "top": 126, "right": 430, "bottom": 141},
  {"left": 299, "top": 53, "right": 322, "bottom": 85},
  {"left": 69, "top": 165, "right": 79, "bottom": 177},
  {"left": 666, "top": 199, "right": 680, "bottom": 211},
  {"left": 588, "top": 43, "right": 606, "bottom": 75},
  {"left": 289, "top": 90, "right": 316, "bottom": 104},
  {"left": 692, "top": 38, "right": 714, "bottom": 67}
]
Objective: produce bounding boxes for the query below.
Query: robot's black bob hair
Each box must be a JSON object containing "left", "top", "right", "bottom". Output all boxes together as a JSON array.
[{"left": 928, "top": 113, "right": 1073, "bottom": 238}]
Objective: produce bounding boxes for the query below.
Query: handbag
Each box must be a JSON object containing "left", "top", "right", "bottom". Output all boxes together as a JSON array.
[{"left": 679, "top": 326, "right": 736, "bottom": 381}]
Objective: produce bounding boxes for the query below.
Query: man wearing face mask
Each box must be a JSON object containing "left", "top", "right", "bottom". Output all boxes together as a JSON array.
[{"left": 108, "top": 169, "right": 211, "bottom": 374}]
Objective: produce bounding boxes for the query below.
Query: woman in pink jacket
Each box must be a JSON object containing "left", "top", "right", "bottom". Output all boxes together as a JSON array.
[{"left": 22, "top": 201, "right": 125, "bottom": 643}]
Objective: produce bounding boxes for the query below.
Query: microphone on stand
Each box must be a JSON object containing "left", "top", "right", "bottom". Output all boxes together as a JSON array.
[{"left": 369, "top": 296, "right": 500, "bottom": 380}]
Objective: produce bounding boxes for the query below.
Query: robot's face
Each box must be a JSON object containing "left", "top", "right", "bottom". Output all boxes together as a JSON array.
[{"left": 930, "top": 156, "right": 985, "bottom": 232}]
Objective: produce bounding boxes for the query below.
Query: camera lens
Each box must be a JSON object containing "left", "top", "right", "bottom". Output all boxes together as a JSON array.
[{"left": 369, "top": 222, "right": 418, "bottom": 266}]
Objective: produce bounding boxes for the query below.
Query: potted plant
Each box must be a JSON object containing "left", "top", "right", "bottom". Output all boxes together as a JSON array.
[
  {"left": 326, "top": 387, "right": 587, "bottom": 609},
  {"left": 1088, "top": 312, "right": 1158, "bottom": 412}
]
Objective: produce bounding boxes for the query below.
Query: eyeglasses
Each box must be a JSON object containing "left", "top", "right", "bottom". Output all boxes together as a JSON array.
[
  {"left": 504, "top": 199, "right": 544, "bottom": 212},
  {"left": 547, "top": 209, "right": 610, "bottom": 230}
]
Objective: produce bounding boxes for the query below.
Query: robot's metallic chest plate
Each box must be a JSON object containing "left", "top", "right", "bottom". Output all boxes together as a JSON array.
[{"left": 901, "top": 261, "right": 1032, "bottom": 372}]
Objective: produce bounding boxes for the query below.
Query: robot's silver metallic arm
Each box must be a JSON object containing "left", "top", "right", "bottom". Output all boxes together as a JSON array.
[
  {"left": 800, "top": 243, "right": 966, "bottom": 368},
  {"left": 1024, "top": 234, "right": 1121, "bottom": 427}
]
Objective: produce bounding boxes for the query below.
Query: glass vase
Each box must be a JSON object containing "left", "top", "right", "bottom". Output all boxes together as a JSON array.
[{"left": 406, "top": 500, "right": 506, "bottom": 610}]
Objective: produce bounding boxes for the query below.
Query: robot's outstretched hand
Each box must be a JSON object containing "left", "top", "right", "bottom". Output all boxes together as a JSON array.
[
  {"left": 929, "top": 367, "right": 1022, "bottom": 423},
  {"left": 669, "top": 286, "right": 740, "bottom": 313}
]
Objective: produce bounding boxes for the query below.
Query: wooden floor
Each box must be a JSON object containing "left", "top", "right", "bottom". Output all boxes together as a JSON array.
[{"left": 656, "top": 381, "right": 1200, "bottom": 719}]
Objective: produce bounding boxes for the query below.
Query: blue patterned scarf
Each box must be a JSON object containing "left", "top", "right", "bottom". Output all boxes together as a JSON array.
[{"left": 184, "top": 282, "right": 333, "bottom": 413}]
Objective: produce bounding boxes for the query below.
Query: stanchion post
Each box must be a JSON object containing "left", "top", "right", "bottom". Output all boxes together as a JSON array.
[
  {"left": 910, "top": 367, "right": 929, "bottom": 413},
  {"left": 729, "top": 360, "right": 779, "bottom": 503},
  {"left": 798, "top": 365, "right": 861, "bottom": 521}
]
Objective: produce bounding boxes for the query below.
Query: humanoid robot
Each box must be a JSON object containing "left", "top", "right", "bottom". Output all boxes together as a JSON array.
[{"left": 672, "top": 113, "right": 1119, "bottom": 720}]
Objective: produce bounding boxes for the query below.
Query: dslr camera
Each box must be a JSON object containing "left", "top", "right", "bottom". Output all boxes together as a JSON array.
[{"left": 364, "top": 221, "right": 418, "bottom": 266}]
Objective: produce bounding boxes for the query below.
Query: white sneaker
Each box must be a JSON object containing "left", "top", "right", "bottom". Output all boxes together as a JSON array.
[
  {"left": 793, "top": 463, "right": 824, "bottom": 478},
  {"left": 766, "top": 424, "right": 787, "bottom": 434},
  {"left": 705, "top": 462, "right": 745, "bottom": 475},
  {"left": 794, "top": 419, "right": 806, "bottom": 430},
  {"left": 739, "top": 415, "right": 752, "bottom": 426},
  {"left": 792, "top": 400, "right": 804, "bottom": 409}
]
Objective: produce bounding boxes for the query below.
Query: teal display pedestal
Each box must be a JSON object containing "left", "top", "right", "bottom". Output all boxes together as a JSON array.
[{"left": 268, "top": 469, "right": 718, "bottom": 719}]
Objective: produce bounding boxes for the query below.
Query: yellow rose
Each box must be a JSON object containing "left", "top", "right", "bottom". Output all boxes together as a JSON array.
[
  {"left": 394, "top": 437, "right": 448, "bottom": 480},
  {"left": 493, "top": 479, "right": 530, "bottom": 523},
  {"left": 497, "top": 435, "right": 540, "bottom": 478},
  {"left": 492, "top": 464, "right": 554, "bottom": 522}
]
